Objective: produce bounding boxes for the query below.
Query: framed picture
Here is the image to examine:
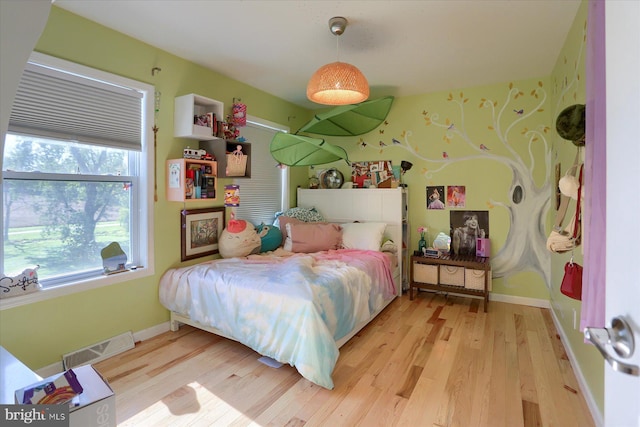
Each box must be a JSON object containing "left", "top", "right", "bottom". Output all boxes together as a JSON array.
[
  {"left": 450, "top": 210, "right": 489, "bottom": 255},
  {"left": 181, "top": 207, "right": 225, "bottom": 261},
  {"left": 446, "top": 185, "right": 466, "bottom": 208},
  {"left": 427, "top": 186, "right": 445, "bottom": 210}
]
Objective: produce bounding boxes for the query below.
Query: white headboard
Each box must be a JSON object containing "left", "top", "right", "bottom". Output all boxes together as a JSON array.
[{"left": 297, "top": 188, "right": 405, "bottom": 296}]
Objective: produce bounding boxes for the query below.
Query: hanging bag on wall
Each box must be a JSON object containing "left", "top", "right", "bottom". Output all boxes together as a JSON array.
[
  {"left": 226, "top": 145, "right": 248, "bottom": 177},
  {"left": 560, "top": 256, "right": 583, "bottom": 300},
  {"left": 547, "top": 157, "right": 583, "bottom": 253}
]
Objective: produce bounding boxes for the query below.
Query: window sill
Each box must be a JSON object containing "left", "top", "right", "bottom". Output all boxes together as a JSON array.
[{"left": 0, "top": 267, "right": 153, "bottom": 311}]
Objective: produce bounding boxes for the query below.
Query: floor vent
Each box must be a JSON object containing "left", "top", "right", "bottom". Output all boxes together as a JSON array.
[{"left": 62, "top": 331, "right": 135, "bottom": 369}]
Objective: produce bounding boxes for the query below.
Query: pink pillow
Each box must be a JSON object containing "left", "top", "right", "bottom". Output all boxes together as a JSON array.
[
  {"left": 277, "top": 216, "right": 304, "bottom": 244},
  {"left": 284, "top": 223, "right": 342, "bottom": 253}
]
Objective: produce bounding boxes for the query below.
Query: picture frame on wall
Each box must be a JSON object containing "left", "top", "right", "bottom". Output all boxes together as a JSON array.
[
  {"left": 446, "top": 185, "right": 466, "bottom": 208},
  {"left": 450, "top": 210, "right": 489, "bottom": 255},
  {"left": 181, "top": 207, "right": 225, "bottom": 261},
  {"left": 427, "top": 186, "right": 445, "bottom": 210}
]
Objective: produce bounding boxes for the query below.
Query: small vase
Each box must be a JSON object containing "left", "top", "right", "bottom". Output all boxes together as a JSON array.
[{"left": 418, "top": 238, "right": 427, "bottom": 254}]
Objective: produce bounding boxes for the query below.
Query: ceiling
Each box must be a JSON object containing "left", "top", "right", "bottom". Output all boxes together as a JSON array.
[{"left": 53, "top": 1, "right": 581, "bottom": 110}]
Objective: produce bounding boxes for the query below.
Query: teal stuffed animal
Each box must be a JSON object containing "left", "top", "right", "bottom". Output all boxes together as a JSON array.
[{"left": 256, "top": 223, "right": 282, "bottom": 253}]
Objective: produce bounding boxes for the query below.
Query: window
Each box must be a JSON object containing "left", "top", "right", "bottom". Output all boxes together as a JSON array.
[
  {"left": 233, "top": 117, "right": 289, "bottom": 225},
  {"left": 1, "top": 52, "right": 154, "bottom": 305}
]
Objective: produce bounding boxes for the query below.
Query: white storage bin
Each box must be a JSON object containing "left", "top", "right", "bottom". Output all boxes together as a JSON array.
[
  {"left": 413, "top": 263, "right": 438, "bottom": 284},
  {"left": 440, "top": 265, "right": 464, "bottom": 287},
  {"left": 464, "top": 268, "right": 492, "bottom": 291}
]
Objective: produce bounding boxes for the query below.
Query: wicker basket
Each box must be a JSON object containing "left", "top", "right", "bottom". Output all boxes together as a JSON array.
[
  {"left": 439, "top": 265, "right": 464, "bottom": 287},
  {"left": 465, "top": 268, "right": 492, "bottom": 291},
  {"left": 413, "top": 263, "right": 438, "bottom": 284},
  {"left": 226, "top": 152, "right": 247, "bottom": 177}
]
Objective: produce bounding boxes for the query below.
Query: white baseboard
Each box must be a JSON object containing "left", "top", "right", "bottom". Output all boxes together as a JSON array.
[
  {"left": 489, "top": 293, "right": 551, "bottom": 308},
  {"left": 549, "top": 308, "right": 604, "bottom": 427},
  {"left": 36, "top": 321, "right": 172, "bottom": 378},
  {"left": 133, "top": 321, "right": 170, "bottom": 343}
]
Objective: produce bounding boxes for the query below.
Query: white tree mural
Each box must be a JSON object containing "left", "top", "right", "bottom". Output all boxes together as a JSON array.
[
  {"left": 384, "top": 83, "right": 554, "bottom": 287},
  {"left": 357, "top": 25, "right": 584, "bottom": 289}
]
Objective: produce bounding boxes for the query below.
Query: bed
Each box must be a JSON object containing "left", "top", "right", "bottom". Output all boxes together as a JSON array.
[{"left": 159, "top": 188, "right": 405, "bottom": 389}]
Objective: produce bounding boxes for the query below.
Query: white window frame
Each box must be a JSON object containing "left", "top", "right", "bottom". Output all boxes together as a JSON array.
[{"left": 0, "top": 52, "right": 155, "bottom": 311}]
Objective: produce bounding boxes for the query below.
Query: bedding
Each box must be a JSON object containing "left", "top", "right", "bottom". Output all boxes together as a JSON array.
[{"left": 159, "top": 249, "right": 396, "bottom": 389}]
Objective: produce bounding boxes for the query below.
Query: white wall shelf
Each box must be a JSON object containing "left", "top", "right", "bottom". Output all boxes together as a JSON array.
[{"left": 174, "top": 93, "right": 224, "bottom": 140}]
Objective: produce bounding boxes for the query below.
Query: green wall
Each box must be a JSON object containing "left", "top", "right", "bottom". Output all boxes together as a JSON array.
[
  {"left": 300, "top": 0, "right": 602, "bottom": 415},
  {"left": 548, "top": 0, "right": 603, "bottom": 416},
  {"left": 1, "top": 1, "right": 601, "bottom": 419},
  {"left": 312, "top": 78, "right": 555, "bottom": 300},
  {"left": 0, "top": 6, "right": 311, "bottom": 370}
]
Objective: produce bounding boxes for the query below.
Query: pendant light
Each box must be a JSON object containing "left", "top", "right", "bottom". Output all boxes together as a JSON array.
[{"left": 307, "top": 17, "right": 370, "bottom": 105}]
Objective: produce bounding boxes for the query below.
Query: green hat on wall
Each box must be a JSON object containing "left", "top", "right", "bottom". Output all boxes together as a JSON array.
[{"left": 556, "top": 104, "right": 586, "bottom": 146}]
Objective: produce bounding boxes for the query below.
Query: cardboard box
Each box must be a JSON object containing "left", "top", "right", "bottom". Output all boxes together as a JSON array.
[
  {"left": 15, "top": 369, "right": 83, "bottom": 405},
  {"left": 69, "top": 365, "right": 115, "bottom": 427}
]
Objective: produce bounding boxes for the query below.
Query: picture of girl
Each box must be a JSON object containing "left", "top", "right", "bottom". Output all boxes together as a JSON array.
[
  {"left": 450, "top": 210, "right": 489, "bottom": 255},
  {"left": 427, "top": 186, "right": 445, "bottom": 210}
]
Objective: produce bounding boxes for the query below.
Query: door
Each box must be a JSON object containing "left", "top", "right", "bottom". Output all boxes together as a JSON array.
[{"left": 590, "top": 2, "right": 640, "bottom": 426}]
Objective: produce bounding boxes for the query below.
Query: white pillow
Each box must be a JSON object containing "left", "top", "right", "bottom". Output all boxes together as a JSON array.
[{"left": 340, "top": 222, "right": 387, "bottom": 251}]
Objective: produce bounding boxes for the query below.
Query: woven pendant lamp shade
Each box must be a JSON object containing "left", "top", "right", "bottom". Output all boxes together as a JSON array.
[{"left": 307, "top": 61, "right": 369, "bottom": 105}]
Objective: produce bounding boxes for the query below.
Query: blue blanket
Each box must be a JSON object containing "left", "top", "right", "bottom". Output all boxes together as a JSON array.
[{"left": 159, "top": 249, "right": 395, "bottom": 389}]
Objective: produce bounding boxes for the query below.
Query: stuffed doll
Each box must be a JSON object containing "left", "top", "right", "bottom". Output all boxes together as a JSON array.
[
  {"left": 218, "top": 219, "right": 261, "bottom": 258},
  {"left": 256, "top": 223, "right": 282, "bottom": 253}
]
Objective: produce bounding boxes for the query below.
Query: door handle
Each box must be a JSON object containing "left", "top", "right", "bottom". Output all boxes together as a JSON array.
[{"left": 584, "top": 316, "right": 639, "bottom": 376}]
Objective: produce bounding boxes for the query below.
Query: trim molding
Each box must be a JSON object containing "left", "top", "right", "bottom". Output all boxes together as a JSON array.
[
  {"left": 489, "top": 293, "right": 551, "bottom": 308},
  {"left": 35, "top": 321, "right": 171, "bottom": 378},
  {"left": 549, "top": 308, "right": 604, "bottom": 427}
]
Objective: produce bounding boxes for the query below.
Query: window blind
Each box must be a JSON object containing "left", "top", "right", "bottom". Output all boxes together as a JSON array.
[
  {"left": 9, "top": 62, "right": 143, "bottom": 151},
  {"left": 233, "top": 120, "right": 288, "bottom": 225}
]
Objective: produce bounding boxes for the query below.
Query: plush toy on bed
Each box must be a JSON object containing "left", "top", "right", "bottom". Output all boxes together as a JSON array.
[
  {"left": 255, "top": 223, "right": 282, "bottom": 253},
  {"left": 219, "top": 219, "right": 262, "bottom": 258}
]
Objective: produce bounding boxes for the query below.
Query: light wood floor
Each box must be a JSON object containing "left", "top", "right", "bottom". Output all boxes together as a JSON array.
[{"left": 94, "top": 293, "right": 595, "bottom": 427}]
